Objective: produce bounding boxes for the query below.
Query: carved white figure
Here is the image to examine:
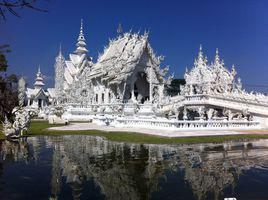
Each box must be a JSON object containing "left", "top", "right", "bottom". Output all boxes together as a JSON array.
[{"left": 2, "top": 77, "right": 30, "bottom": 138}]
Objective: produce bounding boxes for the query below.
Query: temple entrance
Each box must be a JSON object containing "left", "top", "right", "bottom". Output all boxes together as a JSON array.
[
  {"left": 38, "top": 99, "right": 42, "bottom": 108},
  {"left": 133, "top": 72, "right": 149, "bottom": 103}
]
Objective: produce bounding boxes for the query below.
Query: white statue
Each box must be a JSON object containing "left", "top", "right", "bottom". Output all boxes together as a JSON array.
[{"left": 2, "top": 77, "right": 30, "bottom": 138}]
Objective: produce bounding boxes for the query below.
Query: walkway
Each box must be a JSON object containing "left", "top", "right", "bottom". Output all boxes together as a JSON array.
[{"left": 48, "top": 123, "right": 268, "bottom": 138}]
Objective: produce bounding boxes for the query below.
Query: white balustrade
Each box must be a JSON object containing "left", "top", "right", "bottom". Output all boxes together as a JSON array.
[{"left": 105, "top": 117, "right": 260, "bottom": 131}]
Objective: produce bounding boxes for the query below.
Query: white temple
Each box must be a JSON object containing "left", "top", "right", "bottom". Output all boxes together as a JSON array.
[
  {"left": 27, "top": 20, "right": 268, "bottom": 131},
  {"left": 25, "top": 67, "right": 55, "bottom": 110}
]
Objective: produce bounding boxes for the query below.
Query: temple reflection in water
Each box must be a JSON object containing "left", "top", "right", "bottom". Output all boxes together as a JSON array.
[{"left": 1, "top": 136, "right": 268, "bottom": 200}]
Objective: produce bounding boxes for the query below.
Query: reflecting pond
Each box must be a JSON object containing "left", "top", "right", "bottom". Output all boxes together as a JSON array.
[{"left": 1, "top": 136, "right": 268, "bottom": 200}]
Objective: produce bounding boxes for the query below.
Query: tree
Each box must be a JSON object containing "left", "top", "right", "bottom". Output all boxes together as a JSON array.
[
  {"left": 167, "top": 78, "right": 186, "bottom": 96},
  {"left": 0, "top": 0, "right": 48, "bottom": 20},
  {"left": 0, "top": 45, "right": 19, "bottom": 122},
  {"left": 0, "top": 74, "right": 19, "bottom": 122},
  {"left": 0, "top": 1, "right": 48, "bottom": 121},
  {"left": 0, "top": 44, "right": 10, "bottom": 71}
]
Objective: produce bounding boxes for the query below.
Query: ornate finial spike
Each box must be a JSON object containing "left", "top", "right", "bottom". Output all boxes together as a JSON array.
[
  {"left": 80, "top": 19, "right": 83, "bottom": 31},
  {"left": 117, "top": 23, "right": 123, "bottom": 34},
  {"left": 79, "top": 19, "right": 84, "bottom": 37},
  {"left": 215, "top": 48, "right": 220, "bottom": 63},
  {"left": 38, "top": 65, "right": 41, "bottom": 74},
  {"left": 58, "top": 43, "right": 62, "bottom": 57},
  {"left": 78, "top": 19, "right": 85, "bottom": 40},
  {"left": 198, "top": 44, "right": 203, "bottom": 59}
]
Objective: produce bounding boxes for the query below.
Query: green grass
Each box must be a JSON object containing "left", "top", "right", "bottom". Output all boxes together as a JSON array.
[{"left": 19, "top": 121, "right": 268, "bottom": 144}]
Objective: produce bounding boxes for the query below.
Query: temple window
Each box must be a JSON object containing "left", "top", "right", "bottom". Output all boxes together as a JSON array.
[
  {"left": 108, "top": 93, "right": 111, "bottom": 102},
  {"left": 102, "top": 93, "right": 105, "bottom": 103},
  {"left": 95, "top": 94, "right": 98, "bottom": 103}
]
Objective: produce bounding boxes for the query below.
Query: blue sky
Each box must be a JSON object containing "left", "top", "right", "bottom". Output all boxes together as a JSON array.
[{"left": 1, "top": 0, "right": 268, "bottom": 92}]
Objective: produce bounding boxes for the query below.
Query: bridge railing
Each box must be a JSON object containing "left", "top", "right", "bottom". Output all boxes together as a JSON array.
[{"left": 111, "top": 118, "right": 260, "bottom": 130}]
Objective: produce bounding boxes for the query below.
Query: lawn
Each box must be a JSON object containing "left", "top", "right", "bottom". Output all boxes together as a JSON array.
[{"left": 13, "top": 121, "right": 268, "bottom": 144}]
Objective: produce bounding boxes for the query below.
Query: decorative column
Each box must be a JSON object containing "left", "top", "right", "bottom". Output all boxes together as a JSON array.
[
  {"left": 183, "top": 107, "right": 188, "bottom": 120},
  {"left": 149, "top": 65, "right": 153, "bottom": 102},
  {"left": 131, "top": 83, "right": 135, "bottom": 101},
  {"left": 158, "top": 84, "right": 164, "bottom": 103},
  {"left": 189, "top": 84, "right": 193, "bottom": 95}
]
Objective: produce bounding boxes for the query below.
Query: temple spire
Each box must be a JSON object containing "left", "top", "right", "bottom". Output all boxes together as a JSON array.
[
  {"left": 117, "top": 23, "right": 123, "bottom": 35},
  {"left": 195, "top": 44, "right": 207, "bottom": 67},
  {"left": 75, "top": 19, "right": 88, "bottom": 54},
  {"left": 38, "top": 65, "right": 41, "bottom": 74},
  {"left": 59, "top": 43, "right": 62, "bottom": 55},
  {"left": 198, "top": 44, "right": 203, "bottom": 60},
  {"left": 34, "top": 65, "right": 45, "bottom": 89},
  {"left": 214, "top": 48, "right": 220, "bottom": 64},
  {"left": 58, "top": 43, "right": 63, "bottom": 58}
]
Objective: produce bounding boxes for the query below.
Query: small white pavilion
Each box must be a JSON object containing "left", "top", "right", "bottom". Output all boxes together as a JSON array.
[{"left": 26, "top": 67, "right": 54, "bottom": 109}]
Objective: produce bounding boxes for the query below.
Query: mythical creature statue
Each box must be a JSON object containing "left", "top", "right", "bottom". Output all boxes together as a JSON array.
[{"left": 2, "top": 77, "right": 30, "bottom": 138}]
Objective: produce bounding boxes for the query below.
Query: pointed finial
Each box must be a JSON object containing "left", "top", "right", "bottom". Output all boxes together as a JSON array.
[
  {"left": 58, "top": 43, "right": 63, "bottom": 57},
  {"left": 38, "top": 65, "right": 41, "bottom": 74},
  {"left": 80, "top": 19, "right": 83, "bottom": 33},
  {"left": 215, "top": 48, "right": 220, "bottom": 64},
  {"left": 144, "top": 29, "right": 150, "bottom": 38},
  {"left": 198, "top": 44, "right": 204, "bottom": 59},
  {"left": 117, "top": 22, "right": 123, "bottom": 34},
  {"left": 194, "top": 44, "right": 207, "bottom": 67},
  {"left": 78, "top": 18, "right": 84, "bottom": 40}
]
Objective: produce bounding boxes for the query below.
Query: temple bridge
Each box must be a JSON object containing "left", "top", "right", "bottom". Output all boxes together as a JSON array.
[{"left": 162, "top": 93, "right": 268, "bottom": 120}]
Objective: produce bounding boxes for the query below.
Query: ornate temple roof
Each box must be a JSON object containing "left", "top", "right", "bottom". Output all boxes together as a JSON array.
[
  {"left": 184, "top": 45, "right": 214, "bottom": 85},
  {"left": 185, "top": 46, "right": 236, "bottom": 86},
  {"left": 47, "top": 88, "right": 56, "bottom": 99},
  {"left": 91, "top": 31, "right": 167, "bottom": 85},
  {"left": 26, "top": 88, "right": 49, "bottom": 99}
]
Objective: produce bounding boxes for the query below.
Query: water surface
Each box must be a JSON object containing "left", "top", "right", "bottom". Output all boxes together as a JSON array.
[{"left": 1, "top": 135, "right": 268, "bottom": 200}]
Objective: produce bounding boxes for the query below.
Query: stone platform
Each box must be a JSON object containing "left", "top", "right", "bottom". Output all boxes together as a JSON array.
[{"left": 48, "top": 122, "right": 268, "bottom": 138}]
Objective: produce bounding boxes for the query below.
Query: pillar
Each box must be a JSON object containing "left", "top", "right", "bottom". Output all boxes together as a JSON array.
[
  {"left": 131, "top": 83, "right": 135, "bottom": 101},
  {"left": 149, "top": 66, "right": 153, "bottom": 102}
]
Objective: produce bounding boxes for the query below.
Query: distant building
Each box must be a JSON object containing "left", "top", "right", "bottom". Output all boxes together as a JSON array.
[{"left": 26, "top": 67, "right": 55, "bottom": 109}]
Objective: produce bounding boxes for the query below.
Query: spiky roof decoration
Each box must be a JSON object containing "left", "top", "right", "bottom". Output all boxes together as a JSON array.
[{"left": 90, "top": 31, "right": 170, "bottom": 85}]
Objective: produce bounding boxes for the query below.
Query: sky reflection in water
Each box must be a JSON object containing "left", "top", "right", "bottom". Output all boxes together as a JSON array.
[{"left": 1, "top": 136, "right": 268, "bottom": 200}]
